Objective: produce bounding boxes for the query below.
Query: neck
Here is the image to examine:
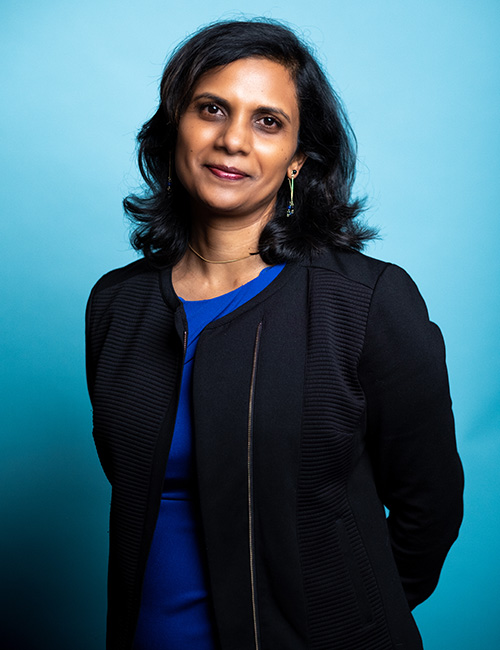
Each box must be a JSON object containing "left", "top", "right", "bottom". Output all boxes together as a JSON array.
[
  {"left": 190, "top": 210, "right": 268, "bottom": 263},
  {"left": 172, "top": 215, "right": 270, "bottom": 300},
  {"left": 188, "top": 243, "right": 258, "bottom": 264}
]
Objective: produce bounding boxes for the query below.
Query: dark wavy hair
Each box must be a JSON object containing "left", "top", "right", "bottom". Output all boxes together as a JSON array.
[{"left": 124, "top": 19, "right": 376, "bottom": 266}]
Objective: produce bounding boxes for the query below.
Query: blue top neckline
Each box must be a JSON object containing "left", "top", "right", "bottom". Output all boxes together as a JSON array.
[{"left": 178, "top": 265, "right": 284, "bottom": 304}]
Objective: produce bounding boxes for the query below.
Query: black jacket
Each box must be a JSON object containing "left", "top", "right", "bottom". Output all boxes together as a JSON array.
[{"left": 86, "top": 248, "right": 464, "bottom": 650}]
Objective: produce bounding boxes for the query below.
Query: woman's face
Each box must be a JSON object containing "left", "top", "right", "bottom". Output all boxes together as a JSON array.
[{"left": 175, "top": 57, "right": 306, "bottom": 223}]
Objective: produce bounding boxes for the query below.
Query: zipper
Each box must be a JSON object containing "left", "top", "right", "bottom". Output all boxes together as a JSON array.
[{"left": 247, "top": 321, "right": 262, "bottom": 650}]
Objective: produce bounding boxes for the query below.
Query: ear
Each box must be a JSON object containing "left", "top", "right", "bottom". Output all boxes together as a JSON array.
[{"left": 287, "top": 151, "right": 307, "bottom": 179}]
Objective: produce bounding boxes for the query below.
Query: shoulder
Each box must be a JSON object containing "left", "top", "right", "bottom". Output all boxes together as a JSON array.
[
  {"left": 302, "top": 249, "right": 435, "bottom": 346},
  {"left": 305, "top": 248, "right": 389, "bottom": 288},
  {"left": 303, "top": 247, "right": 416, "bottom": 298},
  {"left": 86, "top": 257, "right": 168, "bottom": 330},
  {"left": 89, "top": 258, "right": 157, "bottom": 296}
]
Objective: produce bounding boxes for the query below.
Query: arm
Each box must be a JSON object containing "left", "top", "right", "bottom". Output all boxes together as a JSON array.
[
  {"left": 85, "top": 285, "right": 96, "bottom": 401},
  {"left": 358, "top": 264, "right": 464, "bottom": 609},
  {"left": 85, "top": 284, "right": 114, "bottom": 484}
]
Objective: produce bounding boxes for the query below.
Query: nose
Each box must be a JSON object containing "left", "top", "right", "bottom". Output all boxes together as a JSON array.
[{"left": 215, "top": 114, "right": 251, "bottom": 155}]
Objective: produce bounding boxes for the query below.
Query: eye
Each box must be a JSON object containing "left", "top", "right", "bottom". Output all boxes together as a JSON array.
[
  {"left": 200, "top": 103, "right": 222, "bottom": 116},
  {"left": 257, "top": 115, "right": 282, "bottom": 131}
]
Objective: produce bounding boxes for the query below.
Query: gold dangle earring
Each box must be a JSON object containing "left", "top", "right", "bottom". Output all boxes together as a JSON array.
[
  {"left": 286, "top": 169, "right": 297, "bottom": 217},
  {"left": 167, "top": 151, "right": 173, "bottom": 194}
]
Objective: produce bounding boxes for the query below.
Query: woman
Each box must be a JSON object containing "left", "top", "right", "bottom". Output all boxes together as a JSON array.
[{"left": 86, "top": 20, "right": 464, "bottom": 650}]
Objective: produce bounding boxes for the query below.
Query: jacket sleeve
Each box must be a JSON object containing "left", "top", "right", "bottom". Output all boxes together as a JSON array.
[
  {"left": 358, "top": 263, "right": 464, "bottom": 609},
  {"left": 85, "top": 285, "right": 96, "bottom": 402},
  {"left": 85, "top": 283, "right": 114, "bottom": 484}
]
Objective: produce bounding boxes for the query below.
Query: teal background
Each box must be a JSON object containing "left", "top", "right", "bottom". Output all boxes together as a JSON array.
[{"left": 1, "top": 1, "right": 499, "bottom": 648}]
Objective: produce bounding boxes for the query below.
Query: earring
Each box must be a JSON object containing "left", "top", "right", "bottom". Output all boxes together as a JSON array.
[
  {"left": 167, "top": 151, "right": 173, "bottom": 194},
  {"left": 286, "top": 170, "right": 297, "bottom": 217}
]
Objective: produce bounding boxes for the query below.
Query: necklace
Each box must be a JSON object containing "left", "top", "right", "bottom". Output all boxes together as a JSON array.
[{"left": 188, "top": 243, "right": 258, "bottom": 264}]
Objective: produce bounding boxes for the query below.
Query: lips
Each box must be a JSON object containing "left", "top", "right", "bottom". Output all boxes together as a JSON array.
[{"left": 205, "top": 164, "right": 250, "bottom": 180}]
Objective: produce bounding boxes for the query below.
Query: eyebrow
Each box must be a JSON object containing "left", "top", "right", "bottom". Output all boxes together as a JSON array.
[{"left": 191, "top": 92, "right": 292, "bottom": 124}]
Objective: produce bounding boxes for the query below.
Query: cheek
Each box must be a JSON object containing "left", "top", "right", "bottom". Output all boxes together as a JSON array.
[
  {"left": 262, "top": 146, "right": 294, "bottom": 179},
  {"left": 261, "top": 133, "right": 297, "bottom": 164},
  {"left": 175, "top": 125, "right": 200, "bottom": 174},
  {"left": 177, "top": 116, "right": 198, "bottom": 147},
  {"left": 176, "top": 128, "right": 215, "bottom": 178},
  {"left": 174, "top": 137, "right": 195, "bottom": 194},
  {"left": 176, "top": 128, "right": 192, "bottom": 160}
]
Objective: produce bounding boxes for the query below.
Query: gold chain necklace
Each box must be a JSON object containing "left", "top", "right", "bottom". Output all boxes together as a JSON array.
[{"left": 188, "top": 243, "right": 258, "bottom": 264}]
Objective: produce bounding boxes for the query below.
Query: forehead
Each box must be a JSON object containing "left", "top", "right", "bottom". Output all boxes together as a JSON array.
[{"left": 191, "top": 57, "right": 299, "bottom": 115}]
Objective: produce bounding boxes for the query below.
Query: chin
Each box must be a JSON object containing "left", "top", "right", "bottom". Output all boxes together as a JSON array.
[{"left": 195, "top": 196, "right": 250, "bottom": 217}]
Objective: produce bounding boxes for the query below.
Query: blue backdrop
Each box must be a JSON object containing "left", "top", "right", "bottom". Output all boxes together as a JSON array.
[{"left": 1, "top": 1, "right": 499, "bottom": 648}]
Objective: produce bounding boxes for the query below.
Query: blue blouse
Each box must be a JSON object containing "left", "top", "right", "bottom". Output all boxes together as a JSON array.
[{"left": 133, "top": 264, "right": 285, "bottom": 650}]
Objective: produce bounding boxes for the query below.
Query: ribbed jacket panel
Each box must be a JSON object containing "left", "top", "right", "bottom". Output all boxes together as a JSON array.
[
  {"left": 297, "top": 268, "right": 393, "bottom": 649},
  {"left": 88, "top": 272, "right": 181, "bottom": 649}
]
